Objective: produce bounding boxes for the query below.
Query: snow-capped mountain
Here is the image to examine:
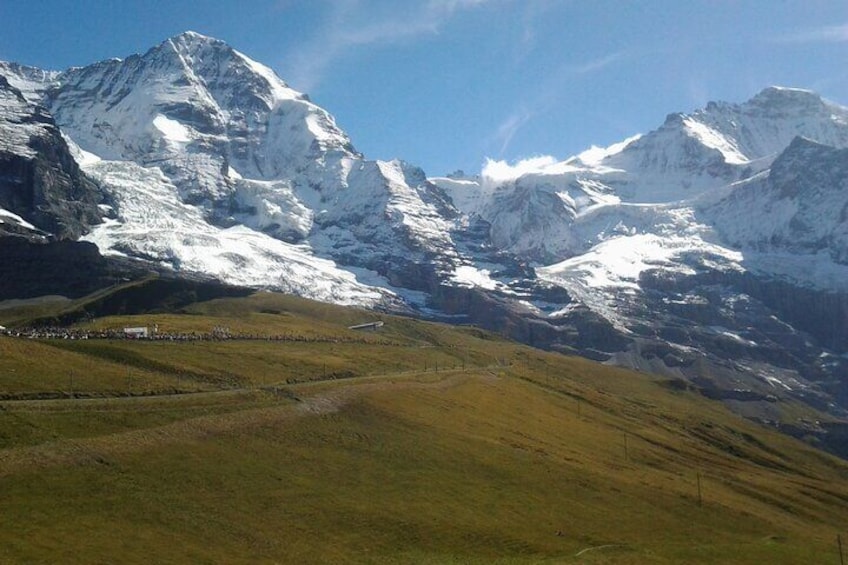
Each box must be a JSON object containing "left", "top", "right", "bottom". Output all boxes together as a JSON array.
[
  {"left": 3, "top": 32, "right": 465, "bottom": 307},
  {"left": 432, "top": 85, "right": 848, "bottom": 441},
  {"left": 435, "top": 86, "right": 848, "bottom": 262},
  {"left": 2, "top": 32, "right": 848, "bottom": 451}
]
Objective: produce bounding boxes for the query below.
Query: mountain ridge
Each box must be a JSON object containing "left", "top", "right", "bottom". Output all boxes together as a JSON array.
[{"left": 2, "top": 32, "right": 848, "bottom": 450}]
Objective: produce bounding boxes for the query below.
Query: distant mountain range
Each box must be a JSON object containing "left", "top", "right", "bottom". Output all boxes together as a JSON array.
[{"left": 2, "top": 32, "right": 847, "bottom": 448}]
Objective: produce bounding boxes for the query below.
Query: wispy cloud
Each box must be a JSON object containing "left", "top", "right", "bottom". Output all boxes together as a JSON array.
[
  {"left": 510, "top": 1, "right": 558, "bottom": 64},
  {"left": 284, "top": 0, "right": 492, "bottom": 91},
  {"left": 570, "top": 51, "right": 626, "bottom": 75},
  {"left": 492, "top": 107, "right": 534, "bottom": 154},
  {"left": 774, "top": 23, "right": 848, "bottom": 44},
  {"left": 486, "top": 49, "right": 628, "bottom": 156}
]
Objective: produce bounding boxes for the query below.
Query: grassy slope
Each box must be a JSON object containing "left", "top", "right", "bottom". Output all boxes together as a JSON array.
[{"left": 1, "top": 291, "right": 847, "bottom": 563}]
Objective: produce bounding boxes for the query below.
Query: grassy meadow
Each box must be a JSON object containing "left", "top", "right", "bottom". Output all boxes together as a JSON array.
[{"left": 1, "top": 290, "right": 847, "bottom": 563}]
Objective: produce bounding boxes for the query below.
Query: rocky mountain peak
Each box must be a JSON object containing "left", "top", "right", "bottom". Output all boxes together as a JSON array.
[
  {"left": 153, "top": 30, "right": 292, "bottom": 108},
  {"left": 0, "top": 62, "right": 58, "bottom": 103},
  {"left": 168, "top": 30, "right": 220, "bottom": 48},
  {"left": 41, "top": 31, "right": 356, "bottom": 189},
  {"left": 771, "top": 135, "right": 834, "bottom": 175},
  {"left": 597, "top": 86, "right": 848, "bottom": 195},
  {"left": 768, "top": 136, "right": 848, "bottom": 208},
  {"left": 747, "top": 86, "right": 826, "bottom": 113}
]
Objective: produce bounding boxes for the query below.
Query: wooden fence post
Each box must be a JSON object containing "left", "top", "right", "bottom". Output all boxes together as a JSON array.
[{"left": 697, "top": 473, "right": 703, "bottom": 507}]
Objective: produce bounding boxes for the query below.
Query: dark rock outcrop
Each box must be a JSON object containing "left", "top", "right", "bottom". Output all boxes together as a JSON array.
[
  {"left": 0, "top": 237, "right": 116, "bottom": 299},
  {"left": 0, "top": 75, "right": 102, "bottom": 240}
]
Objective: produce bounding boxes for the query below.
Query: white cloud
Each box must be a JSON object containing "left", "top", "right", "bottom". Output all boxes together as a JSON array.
[
  {"left": 775, "top": 23, "right": 848, "bottom": 43},
  {"left": 481, "top": 155, "right": 558, "bottom": 188}
]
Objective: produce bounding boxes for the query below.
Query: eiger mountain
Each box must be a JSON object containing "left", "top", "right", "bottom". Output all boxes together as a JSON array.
[{"left": 2, "top": 32, "right": 848, "bottom": 450}]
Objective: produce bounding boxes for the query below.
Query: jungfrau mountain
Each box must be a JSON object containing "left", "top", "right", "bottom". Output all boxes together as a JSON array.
[
  {"left": 2, "top": 32, "right": 848, "bottom": 451},
  {"left": 2, "top": 31, "right": 459, "bottom": 306}
]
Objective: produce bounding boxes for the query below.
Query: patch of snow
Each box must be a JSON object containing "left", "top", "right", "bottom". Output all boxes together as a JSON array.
[
  {"left": 540, "top": 234, "right": 694, "bottom": 290},
  {"left": 0, "top": 208, "right": 37, "bottom": 230},
  {"left": 344, "top": 265, "right": 430, "bottom": 309},
  {"left": 537, "top": 233, "right": 744, "bottom": 331},
  {"left": 683, "top": 118, "right": 748, "bottom": 164},
  {"left": 233, "top": 50, "right": 301, "bottom": 104},
  {"left": 707, "top": 326, "right": 758, "bottom": 347},
  {"left": 429, "top": 176, "right": 483, "bottom": 214},
  {"left": 153, "top": 114, "right": 192, "bottom": 143},
  {"left": 304, "top": 112, "right": 339, "bottom": 144},
  {"left": 451, "top": 265, "right": 499, "bottom": 290},
  {"left": 575, "top": 134, "right": 642, "bottom": 166},
  {"left": 760, "top": 374, "right": 793, "bottom": 390}
]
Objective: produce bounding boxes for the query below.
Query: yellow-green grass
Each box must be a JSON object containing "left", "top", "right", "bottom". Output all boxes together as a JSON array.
[
  {"left": 0, "top": 337, "right": 186, "bottom": 395},
  {"left": 2, "top": 369, "right": 846, "bottom": 563},
  {"left": 0, "top": 388, "right": 282, "bottom": 450},
  {"left": 0, "top": 295, "right": 72, "bottom": 326},
  {"left": 1, "top": 291, "right": 847, "bottom": 563},
  {"left": 2, "top": 335, "right": 490, "bottom": 393},
  {"left": 0, "top": 275, "right": 157, "bottom": 327}
]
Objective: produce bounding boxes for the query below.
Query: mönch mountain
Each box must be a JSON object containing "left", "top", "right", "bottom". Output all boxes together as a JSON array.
[{"left": 2, "top": 32, "right": 847, "bottom": 452}]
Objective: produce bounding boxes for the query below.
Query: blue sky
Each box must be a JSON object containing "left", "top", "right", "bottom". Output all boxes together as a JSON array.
[{"left": 2, "top": 1, "right": 847, "bottom": 175}]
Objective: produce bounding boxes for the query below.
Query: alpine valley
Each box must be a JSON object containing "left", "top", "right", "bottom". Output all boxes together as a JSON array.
[{"left": 2, "top": 32, "right": 848, "bottom": 453}]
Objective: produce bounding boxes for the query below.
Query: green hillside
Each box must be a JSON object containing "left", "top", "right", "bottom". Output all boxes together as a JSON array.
[{"left": 1, "top": 289, "right": 847, "bottom": 563}]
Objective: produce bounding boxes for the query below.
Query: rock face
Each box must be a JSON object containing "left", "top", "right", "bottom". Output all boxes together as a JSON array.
[
  {"left": 2, "top": 34, "right": 848, "bottom": 452},
  {"left": 709, "top": 137, "right": 848, "bottom": 262},
  {"left": 0, "top": 74, "right": 102, "bottom": 240}
]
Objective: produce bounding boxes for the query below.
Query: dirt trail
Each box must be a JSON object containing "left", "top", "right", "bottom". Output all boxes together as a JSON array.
[{"left": 0, "top": 370, "right": 495, "bottom": 477}]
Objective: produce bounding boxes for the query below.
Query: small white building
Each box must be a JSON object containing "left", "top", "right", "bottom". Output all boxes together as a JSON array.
[
  {"left": 348, "top": 321, "right": 385, "bottom": 331},
  {"left": 124, "top": 326, "right": 149, "bottom": 339}
]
